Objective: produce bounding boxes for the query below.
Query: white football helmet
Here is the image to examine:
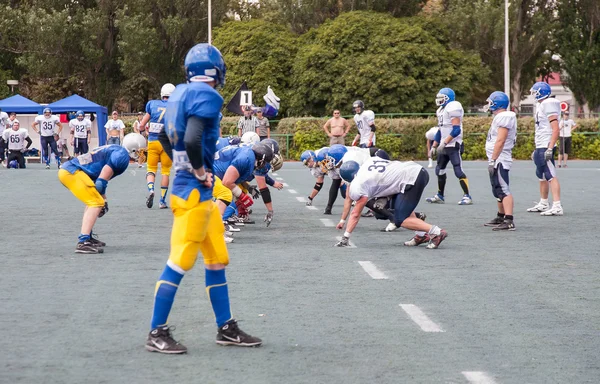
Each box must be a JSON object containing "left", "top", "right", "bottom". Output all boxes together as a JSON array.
[
  {"left": 425, "top": 127, "right": 438, "bottom": 141},
  {"left": 241, "top": 131, "right": 260, "bottom": 145},
  {"left": 161, "top": 83, "right": 176, "bottom": 98},
  {"left": 122, "top": 132, "right": 147, "bottom": 159}
]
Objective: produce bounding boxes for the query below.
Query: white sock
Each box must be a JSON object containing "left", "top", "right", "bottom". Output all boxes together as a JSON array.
[
  {"left": 553, "top": 200, "right": 561, "bottom": 207},
  {"left": 415, "top": 231, "right": 426, "bottom": 237},
  {"left": 428, "top": 226, "right": 441, "bottom": 236},
  {"left": 540, "top": 198, "right": 549, "bottom": 204}
]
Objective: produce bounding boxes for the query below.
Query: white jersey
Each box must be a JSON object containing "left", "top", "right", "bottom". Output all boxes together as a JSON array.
[
  {"left": 436, "top": 100, "right": 464, "bottom": 146},
  {"left": 35, "top": 115, "right": 61, "bottom": 137},
  {"left": 105, "top": 119, "right": 125, "bottom": 131},
  {"left": 342, "top": 146, "right": 371, "bottom": 166},
  {"left": 349, "top": 158, "right": 422, "bottom": 200},
  {"left": 559, "top": 118, "right": 576, "bottom": 137},
  {"left": 3, "top": 128, "right": 29, "bottom": 151},
  {"left": 0, "top": 112, "right": 8, "bottom": 130},
  {"left": 534, "top": 98, "right": 560, "bottom": 148},
  {"left": 353, "top": 110, "right": 376, "bottom": 146},
  {"left": 69, "top": 118, "right": 91, "bottom": 139},
  {"left": 486, "top": 111, "right": 517, "bottom": 170}
]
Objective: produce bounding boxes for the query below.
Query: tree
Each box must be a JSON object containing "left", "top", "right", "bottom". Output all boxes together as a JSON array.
[{"left": 555, "top": 0, "right": 600, "bottom": 116}]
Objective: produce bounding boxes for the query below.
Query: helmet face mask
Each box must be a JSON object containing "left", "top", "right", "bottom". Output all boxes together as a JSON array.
[
  {"left": 530, "top": 82, "right": 551, "bottom": 101},
  {"left": 353, "top": 100, "right": 364, "bottom": 114},
  {"left": 252, "top": 143, "right": 274, "bottom": 169},
  {"left": 436, "top": 88, "right": 455, "bottom": 107},
  {"left": 270, "top": 153, "right": 283, "bottom": 171}
]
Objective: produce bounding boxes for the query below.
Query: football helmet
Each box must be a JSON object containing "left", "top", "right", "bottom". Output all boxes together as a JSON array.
[
  {"left": 315, "top": 147, "right": 329, "bottom": 164},
  {"left": 241, "top": 131, "right": 260, "bottom": 145},
  {"left": 76, "top": 110, "right": 85, "bottom": 121},
  {"left": 43, "top": 107, "right": 52, "bottom": 115},
  {"left": 325, "top": 144, "right": 347, "bottom": 170},
  {"left": 530, "top": 82, "right": 551, "bottom": 101},
  {"left": 262, "top": 138, "right": 280, "bottom": 155},
  {"left": 184, "top": 43, "right": 226, "bottom": 87},
  {"left": 8, "top": 160, "right": 18, "bottom": 169},
  {"left": 122, "top": 132, "right": 147, "bottom": 160},
  {"left": 252, "top": 142, "right": 274, "bottom": 169},
  {"left": 271, "top": 153, "right": 283, "bottom": 171},
  {"left": 228, "top": 136, "right": 241, "bottom": 146},
  {"left": 484, "top": 91, "right": 510, "bottom": 112},
  {"left": 374, "top": 148, "right": 390, "bottom": 160},
  {"left": 300, "top": 150, "right": 316, "bottom": 166},
  {"left": 436, "top": 88, "right": 455, "bottom": 107},
  {"left": 353, "top": 100, "right": 365, "bottom": 114},
  {"left": 340, "top": 160, "right": 360, "bottom": 183},
  {"left": 161, "top": 83, "right": 176, "bottom": 98}
]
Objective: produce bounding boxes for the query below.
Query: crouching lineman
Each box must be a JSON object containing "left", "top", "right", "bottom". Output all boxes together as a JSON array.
[
  {"left": 146, "top": 43, "right": 261, "bottom": 355},
  {"left": 2, "top": 120, "right": 32, "bottom": 168},
  {"left": 484, "top": 91, "right": 517, "bottom": 230},
  {"left": 336, "top": 158, "right": 447, "bottom": 249},
  {"left": 300, "top": 149, "right": 326, "bottom": 206},
  {"left": 58, "top": 144, "right": 131, "bottom": 254}
]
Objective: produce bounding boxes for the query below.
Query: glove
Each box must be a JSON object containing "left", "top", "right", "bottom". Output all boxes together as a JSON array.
[
  {"left": 248, "top": 185, "right": 260, "bottom": 199},
  {"left": 372, "top": 197, "right": 389, "bottom": 210},
  {"left": 437, "top": 141, "right": 447, "bottom": 154},
  {"left": 429, "top": 147, "right": 437, "bottom": 158},
  {"left": 306, "top": 196, "right": 313, "bottom": 206},
  {"left": 99, "top": 201, "right": 109, "bottom": 218},
  {"left": 235, "top": 192, "right": 254, "bottom": 209},
  {"left": 335, "top": 236, "right": 350, "bottom": 247},
  {"left": 488, "top": 160, "right": 496, "bottom": 176},
  {"left": 544, "top": 148, "right": 554, "bottom": 161},
  {"left": 264, "top": 210, "right": 273, "bottom": 227}
]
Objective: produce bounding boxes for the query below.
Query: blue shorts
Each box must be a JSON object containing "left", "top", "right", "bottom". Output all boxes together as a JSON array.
[
  {"left": 393, "top": 168, "right": 429, "bottom": 226},
  {"left": 489, "top": 163, "right": 510, "bottom": 201},
  {"left": 533, "top": 148, "right": 556, "bottom": 181}
]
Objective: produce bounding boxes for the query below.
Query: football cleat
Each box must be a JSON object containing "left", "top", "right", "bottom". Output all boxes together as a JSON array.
[
  {"left": 426, "top": 194, "right": 445, "bottom": 204},
  {"left": 75, "top": 241, "right": 104, "bottom": 254},
  {"left": 484, "top": 216, "right": 504, "bottom": 227},
  {"left": 224, "top": 222, "right": 240, "bottom": 232},
  {"left": 404, "top": 234, "right": 431, "bottom": 246},
  {"left": 159, "top": 200, "right": 168, "bottom": 209},
  {"left": 146, "top": 191, "right": 154, "bottom": 209},
  {"left": 216, "top": 320, "right": 262, "bottom": 347},
  {"left": 238, "top": 214, "right": 255, "bottom": 224},
  {"left": 540, "top": 205, "right": 563, "bottom": 216},
  {"left": 89, "top": 233, "right": 106, "bottom": 247},
  {"left": 426, "top": 230, "right": 448, "bottom": 249},
  {"left": 415, "top": 212, "right": 427, "bottom": 221},
  {"left": 323, "top": 206, "right": 332, "bottom": 215},
  {"left": 335, "top": 236, "right": 350, "bottom": 247},
  {"left": 381, "top": 222, "right": 397, "bottom": 232},
  {"left": 527, "top": 201, "right": 549, "bottom": 212},
  {"left": 145, "top": 326, "right": 187, "bottom": 354},
  {"left": 458, "top": 195, "right": 473, "bottom": 205},
  {"left": 492, "top": 219, "right": 516, "bottom": 231},
  {"left": 428, "top": 158, "right": 433, "bottom": 168},
  {"left": 224, "top": 235, "right": 234, "bottom": 243},
  {"left": 227, "top": 215, "right": 245, "bottom": 226},
  {"left": 45, "top": 164, "right": 50, "bottom": 169},
  {"left": 361, "top": 210, "right": 374, "bottom": 218}
]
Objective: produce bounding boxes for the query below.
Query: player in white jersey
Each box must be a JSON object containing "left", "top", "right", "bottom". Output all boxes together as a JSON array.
[
  {"left": 69, "top": 110, "right": 92, "bottom": 155},
  {"left": 2, "top": 120, "right": 32, "bottom": 168},
  {"left": 527, "top": 82, "right": 563, "bottom": 215},
  {"left": 336, "top": 158, "right": 448, "bottom": 248},
  {"left": 351, "top": 100, "right": 376, "bottom": 148},
  {"left": 426, "top": 88, "right": 472, "bottom": 205},
  {"left": 482, "top": 91, "right": 517, "bottom": 231},
  {"left": 32, "top": 107, "right": 63, "bottom": 169}
]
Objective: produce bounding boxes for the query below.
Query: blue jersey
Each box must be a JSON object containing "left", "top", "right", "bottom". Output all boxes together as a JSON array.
[
  {"left": 145, "top": 99, "right": 168, "bottom": 142},
  {"left": 62, "top": 145, "right": 130, "bottom": 181},
  {"left": 165, "top": 82, "right": 223, "bottom": 202},
  {"left": 213, "top": 146, "right": 255, "bottom": 185},
  {"left": 216, "top": 137, "right": 230, "bottom": 151},
  {"left": 254, "top": 163, "right": 271, "bottom": 177}
]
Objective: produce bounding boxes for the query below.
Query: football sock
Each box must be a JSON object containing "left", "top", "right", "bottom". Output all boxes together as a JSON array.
[
  {"left": 223, "top": 203, "right": 236, "bottom": 220},
  {"left": 437, "top": 174, "right": 447, "bottom": 196},
  {"left": 415, "top": 231, "right": 427, "bottom": 237},
  {"left": 459, "top": 178, "right": 470, "bottom": 195},
  {"left": 151, "top": 263, "right": 184, "bottom": 329},
  {"left": 147, "top": 181, "right": 155, "bottom": 193},
  {"left": 553, "top": 200, "right": 561, "bottom": 207},
  {"left": 540, "top": 198, "right": 549, "bottom": 204},
  {"left": 160, "top": 186, "right": 168, "bottom": 201},
  {"left": 505, "top": 215, "right": 513, "bottom": 221},
  {"left": 428, "top": 225, "right": 441, "bottom": 236},
  {"left": 78, "top": 233, "right": 90, "bottom": 242},
  {"left": 205, "top": 269, "right": 232, "bottom": 328},
  {"left": 497, "top": 212, "right": 505, "bottom": 219}
]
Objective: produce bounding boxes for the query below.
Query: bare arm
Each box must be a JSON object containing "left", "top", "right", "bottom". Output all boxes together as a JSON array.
[
  {"left": 336, "top": 189, "right": 354, "bottom": 229},
  {"left": 323, "top": 119, "right": 332, "bottom": 137},
  {"left": 548, "top": 115, "right": 560, "bottom": 148},
  {"left": 491, "top": 127, "right": 508, "bottom": 161},
  {"left": 345, "top": 196, "right": 368, "bottom": 234}
]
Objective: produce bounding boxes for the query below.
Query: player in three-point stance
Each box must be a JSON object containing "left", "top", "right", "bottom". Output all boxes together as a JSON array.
[
  {"left": 336, "top": 158, "right": 448, "bottom": 249},
  {"left": 526, "top": 81, "right": 563, "bottom": 216},
  {"left": 69, "top": 111, "right": 91, "bottom": 155},
  {"left": 483, "top": 91, "right": 517, "bottom": 231},
  {"left": 351, "top": 100, "right": 376, "bottom": 148},
  {"left": 33, "top": 107, "right": 63, "bottom": 169},
  {"left": 145, "top": 43, "right": 261, "bottom": 355},
  {"left": 426, "top": 88, "right": 473, "bottom": 205},
  {"left": 140, "top": 83, "right": 175, "bottom": 209}
]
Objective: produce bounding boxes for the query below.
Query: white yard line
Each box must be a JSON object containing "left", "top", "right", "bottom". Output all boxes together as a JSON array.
[
  {"left": 462, "top": 371, "right": 498, "bottom": 384},
  {"left": 357, "top": 261, "right": 386, "bottom": 278},
  {"left": 399, "top": 304, "right": 445, "bottom": 333},
  {"left": 296, "top": 197, "right": 306, "bottom": 202},
  {"left": 282, "top": 183, "right": 289, "bottom": 187},
  {"left": 320, "top": 218, "right": 334, "bottom": 227},
  {"left": 306, "top": 206, "right": 318, "bottom": 210},
  {"left": 276, "top": 177, "right": 284, "bottom": 180},
  {"left": 288, "top": 189, "right": 297, "bottom": 194}
]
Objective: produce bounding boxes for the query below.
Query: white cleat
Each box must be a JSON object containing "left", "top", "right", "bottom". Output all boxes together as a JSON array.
[
  {"left": 527, "top": 201, "right": 549, "bottom": 212},
  {"left": 425, "top": 194, "right": 445, "bottom": 204},
  {"left": 540, "top": 205, "right": 563, "bottom": 216},
  {"left": 428, "top": 158, "right": 433, "bottom": 168},
  {"left": 384, "top": 222, "right": 397, "bottom": 232},
  {"left": 225, "top": 223, "right": 240, "bottom": 232},
  {"left": 224, "top": 235, "right": 234, "bottom": 243},
  {"left": 458, "top": 195, "right": 473, "bottom": 205}
]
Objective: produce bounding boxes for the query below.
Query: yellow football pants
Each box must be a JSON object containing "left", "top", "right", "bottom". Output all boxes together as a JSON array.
[
  {"left": 58, "top": 169, "right": 105, "bottom": 207},
  {"left": 213, "top": 176, "right": 233, "bottom": 204},
  {"left": 147, "top": 140, "right": 172, "bottom": 176}
]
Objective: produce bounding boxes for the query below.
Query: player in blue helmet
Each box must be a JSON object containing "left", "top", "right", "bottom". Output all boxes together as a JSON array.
[
  {"left": 58, "top": 145, "right": 130, "bottom": 254},
  {"left": 301, "top": 150, "right": 316, "bottom": 165},
  {"left": 69, "top": 110, "right": 91, "bottom": 156},
  {"left": 530, "top": 81, "right": 552, "bottom": 101},
  {"left": 325, "top": 144, "right": 347, "bottom": 171},
  {"left": 146, "top": 43, "right": 261, "bottom": 355},
  {"left": 339, "top": 160, "right": 360, "bottom": 183},
  {"left": 32, "top": 107, "right": 63, "bottom": 169},
  {"left": 301, "top": 148, "right": 328, "bottom": 206},
  {"left": 435, "top": 88, "right": 455, "bottom": 107},
  {"left": 484, "top": 91, "right": 510, "bottom": 113}
]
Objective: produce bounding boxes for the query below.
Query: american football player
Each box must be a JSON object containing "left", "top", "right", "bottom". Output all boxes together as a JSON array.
[
  {"left": 351, "top": 100, "right": 376, "bottom": 148},
  {"left": 2, "top": 120, "right": 32, "bottom": 168},
  {"left": 69, "top": 111, "right": 91, "bottom": 155},
  {"left": 32, "top": 107, "right": 63, "bottom": 169}
]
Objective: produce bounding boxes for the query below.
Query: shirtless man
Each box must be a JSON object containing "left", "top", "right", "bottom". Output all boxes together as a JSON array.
[{"left": 323, "top": 110, "right": 350, "bottom": 146}]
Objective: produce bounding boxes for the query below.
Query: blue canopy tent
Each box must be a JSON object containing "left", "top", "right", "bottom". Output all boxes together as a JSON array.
[
  {"left": 47, "top": 94, "right": 108, "bottom": 145},
  {"left": 0, "top": 94, "right": 43, "bottom": 114}
]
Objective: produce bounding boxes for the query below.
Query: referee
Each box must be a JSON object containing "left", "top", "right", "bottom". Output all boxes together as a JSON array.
[{"left": 237, "top": 106, "right": 259, "bottom": 137}]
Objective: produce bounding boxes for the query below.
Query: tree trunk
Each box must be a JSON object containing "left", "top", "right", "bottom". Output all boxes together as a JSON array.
[
  {"left": 582, "top": 102, "right": 591, "bottom": 118},
  {"left": 511, "top": 71, "right": 522, "bottom": 113}
]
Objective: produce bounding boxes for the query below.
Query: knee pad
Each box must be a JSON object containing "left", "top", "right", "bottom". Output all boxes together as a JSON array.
[
  {"left": 146, "top": 172, "right": 156, "bottom": 178},
  {"left": 314, "top": 182, "right": 323, "bottom": 191}
]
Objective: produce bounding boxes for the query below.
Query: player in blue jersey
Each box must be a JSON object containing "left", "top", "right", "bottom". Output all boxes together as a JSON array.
[
  {"left": 139, "top": 83, "right": 175, "bottom": 209},
  {"left": 145, "top": 44, "right": 262, "bottom": 355},
  {"left": 58, "top": 145, "right": 131, "bottom": 254}
]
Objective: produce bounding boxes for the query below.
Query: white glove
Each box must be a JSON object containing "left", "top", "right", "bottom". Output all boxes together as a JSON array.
[{"left": 437, "top": 141, "right": 447, "bottom": 154}]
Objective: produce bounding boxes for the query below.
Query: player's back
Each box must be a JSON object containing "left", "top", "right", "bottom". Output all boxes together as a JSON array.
[
  {"left": 146, "top": 99, "right": 168, "bottom": 142},
  {"left": 62, "top": 145, "right": 130, "bottom": 180},
  {"left": 213, "top": 145, "right": 255, "bottom": 183}
]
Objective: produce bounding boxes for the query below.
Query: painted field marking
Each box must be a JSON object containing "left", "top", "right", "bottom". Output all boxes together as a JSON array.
[
  {"left": 399, "top": 304, "right": 445, "bottom": 333},
  {"left": 276, "top": 177, "right": 284, "bottom": 180},
  {"left": 271, "top": 173, "right": 278, "bottom": 176},
  {"left": 282, "top": 183, "right": 289, "bottom": 187},
  {"left": 357, "top": 261, "right": 386, "bottom": 278},
  {"left": 320, "top": 218, "right": 334, "bottom": 227},
  {"left": 288, "top": 189, "right": 297, "bottom": 194},
  {"left": 296, "top": 197, "right": 306, "bottom": 203},
  {"left": 306, "top": 206, "right": 318, "bottom": 210},
  {"left": 462, "top": 371, "right": 498, "bottom": 384}
]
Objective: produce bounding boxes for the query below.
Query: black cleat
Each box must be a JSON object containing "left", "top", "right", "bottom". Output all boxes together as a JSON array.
[
  {"left": 89, "top": 234, "right": 106, "bottom": 247},
  {"left": 361, "top": 210, "right": 374, "bottom": 218},
  {"left": 415, "top": 211, "right": 427, "bottom": 221},
  {"left": 145, "top": 326, "right": 187, "bottom": 354},
  {"left": 146, "top": 191, "right": 154, "bottom": 208},
  {"left": 493, "top": 219, "right": 516, "bottom": 231},
  {"left": 484, "top": 216, "right": 504, "bottom": 227},
  {"left": 75, "top": 241, "right": 104, "bottom": 254},
  {"left": 323, "top": 207, "right": 332, "bottom": 215},
  {"left": 216, "top": 320, "right": 262, "bottom": 347}
]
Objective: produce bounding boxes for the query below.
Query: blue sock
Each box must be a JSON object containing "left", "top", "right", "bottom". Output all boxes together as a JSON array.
[
  {"left": 151, "top": 264, "right": 184, "bottom": 329},
  {"left": 78, "top": 233, "right": 90, "bottom": 242},
  {"left": 205, "top": 269, "right": 232, "bottom": 327},
  {"left": 223, "top": 203, "right": 236, "bottom": 220}
]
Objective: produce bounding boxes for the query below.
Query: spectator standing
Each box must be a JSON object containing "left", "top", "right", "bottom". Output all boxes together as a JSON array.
[
  {"left": 237, "top": 106, "right": 259, "bottom": 137},
  {"left": 323, "top": 110, "right": 350, "bottom": 146},
  {"left": 105, "top": 110, "right": 125, "bottom": 145},
  {"left": 133, "top": 112, "right": 147, "bottom": 138},
  {"left": 558, "top": 111, "right": 576, "bottom": 168},
  {"left": 256, "top": 109, "right": 271, "bottom": 141}
]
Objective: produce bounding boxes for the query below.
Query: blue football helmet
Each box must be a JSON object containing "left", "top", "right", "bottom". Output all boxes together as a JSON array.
[
  {"left": 184, "top": 43, "right": 226, "bottom": 87},
  {"left": 76, "top": 110, "right": 85, "bottom": 120},
  {"left": 262, "top": 138, "right": 280, "bottom": 155},
  {"left": 340, "top": 160, "right": 360, "bottom": 183},
  {"left": 8, "top": 160, "right": 18, "bottom": 169},
  {"left": 436, "top": 88, "right": 455, "bottom": 107},
  {"left": 484, "top": 91, "right": 510, "bottom": 112},
  {"left": 300, "top": 150, "right": 316, "bottom": 166},
  {"left": 315, "top": 147, "right": 329, "bottom": 164},
  {"left": 374, "top": 148, "right": 390, "bottom": 160},
  {"left": 530, "top": 82, "right": 551, "bottom": 101},
  {"left": 228, "top": 136, "right": 241, "bottom": 146},
  {"left": 43, "top": 107, "right": 52, "bottom": 115},
  {"left": 325, "top": 144, "right": 347, "bottom": 170}
]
